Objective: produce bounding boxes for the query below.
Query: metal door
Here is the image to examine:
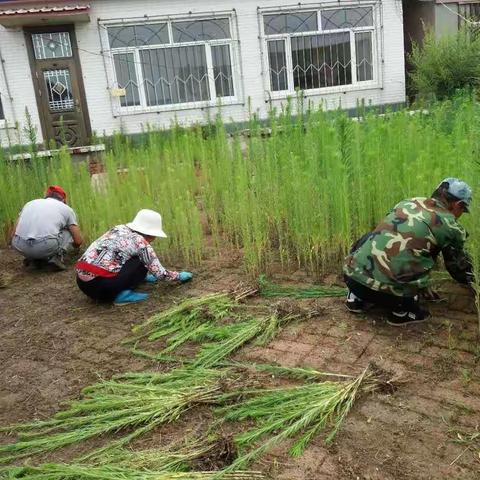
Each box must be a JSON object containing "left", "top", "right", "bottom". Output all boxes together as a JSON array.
[{"left": 25, "top": 25, "right": 91, "bottom": 148}]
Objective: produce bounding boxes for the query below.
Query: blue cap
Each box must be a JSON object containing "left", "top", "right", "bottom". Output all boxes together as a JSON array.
[{"left": 439, "top": 177, "right": 472, "bottom": 212}]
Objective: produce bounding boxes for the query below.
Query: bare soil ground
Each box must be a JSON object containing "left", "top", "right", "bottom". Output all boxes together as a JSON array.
[{"left": 1, "top": 247, "right": 479, "bottom": 479}]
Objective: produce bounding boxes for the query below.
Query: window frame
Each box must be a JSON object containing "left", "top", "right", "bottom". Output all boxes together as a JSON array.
[
  {"left": 100, "top": 14, "right": 241, "bottom": 115},
  {"left": 260, "top": 4, "right": 380, "bottom": 99}
]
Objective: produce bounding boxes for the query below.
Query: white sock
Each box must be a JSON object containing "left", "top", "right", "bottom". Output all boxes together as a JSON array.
[{"left": 347, "top": 290, "right": 362, "bottom": 302}]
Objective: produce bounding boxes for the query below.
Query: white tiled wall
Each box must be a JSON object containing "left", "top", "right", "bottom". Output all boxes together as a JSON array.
[{"left": 0, "top": 0, "right": 406, "bottom": 145}]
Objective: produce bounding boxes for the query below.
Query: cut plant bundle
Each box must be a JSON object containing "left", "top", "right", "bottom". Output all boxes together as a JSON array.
[
  {"left": 128, "top": 292, "right": 236, "bottom": 344},
  {"left": 0, "top": 437, "right": 266, "bottom": 480},
  {"left": 192, "top": 313, "right": 301, "bottom": 369},
  {"left": 2, "top": 464, "right": 266, "bottom": 480},
  {"left": 0, "top": 360, "right": 392, "bottom": 473},
  {"left": 216, "top": 364, "right": 389, "bottom": 471},
  {"left": 222, "top": 361, "right": 355, "bottom": 382},
  {"left": 258, "top": 275, "right": 346, "bottom": 299},
  {"left": 90, "top": 438, "right": 221, "bottom": 471},
  {"left": 127, "top": 290, "right": 256, "bottom": 357},
  {"left": 131, "top": 313, "right": 302, "bottom": 368},
  {"left": 128, "top": 289, "right": 311, "bottom": 368},
  {"left": 0, "top": 368, "right": 230, "bottom": 464}
]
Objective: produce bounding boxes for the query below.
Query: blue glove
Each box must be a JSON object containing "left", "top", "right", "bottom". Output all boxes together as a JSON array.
[{"left": 179, "top": 271, "right": 193, "bottom": 283}]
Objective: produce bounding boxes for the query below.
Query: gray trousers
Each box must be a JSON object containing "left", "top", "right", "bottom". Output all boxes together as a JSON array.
[{"left": 12, "top": 230, "right": 73, "bottom": 261}]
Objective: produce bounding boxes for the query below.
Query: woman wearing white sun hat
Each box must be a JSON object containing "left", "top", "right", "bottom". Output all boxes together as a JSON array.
[{"left": 75, "top": 209, "right": 192, "bottom": 305}]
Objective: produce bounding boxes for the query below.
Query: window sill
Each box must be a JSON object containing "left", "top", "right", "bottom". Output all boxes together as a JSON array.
[
  {"left": 113, "top": 97, "right": 243, "bottom": 117},
  {"left": 266, "top": 81, "right": 383, "bottom": 101}
]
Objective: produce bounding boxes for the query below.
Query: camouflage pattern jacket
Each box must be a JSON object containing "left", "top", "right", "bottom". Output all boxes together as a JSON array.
[{"left": 344, "top": 197, "right": 472, "bottom": 297}]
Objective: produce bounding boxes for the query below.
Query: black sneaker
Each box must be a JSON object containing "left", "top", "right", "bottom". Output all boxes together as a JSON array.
[
  {"left": 23, "top": 258, "right": 46, "bottom": 269},
  {"left": 387, "top": 309, "right": 431, "bottom": 326},
  {"left": 345, "top": 291, "right": 365, "bottom": 313}
]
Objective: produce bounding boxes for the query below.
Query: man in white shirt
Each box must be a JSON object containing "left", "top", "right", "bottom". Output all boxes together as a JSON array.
[{"left": 11, "top": 185, "right": 83, "bottom": 270}]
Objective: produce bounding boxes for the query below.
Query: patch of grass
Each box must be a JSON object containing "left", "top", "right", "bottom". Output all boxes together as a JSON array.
[
  {"left": 460, "top": 368, "right": 472, "bottom": 385},
  {"left": 448, "top": 427, "right": 480, "bottom": 466},
  {"left": 2, "top": 97, "right": 479, "bottom": 276},
  {"left": 442, "top": 320, "right": 456, "bottom": 351}
]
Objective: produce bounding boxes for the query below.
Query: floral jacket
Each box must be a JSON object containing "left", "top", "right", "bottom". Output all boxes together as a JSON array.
[{"left": 76, "top": 224, "right": 179, "bottom": 281}]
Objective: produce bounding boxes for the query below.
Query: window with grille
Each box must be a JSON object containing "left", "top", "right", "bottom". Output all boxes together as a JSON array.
[
  {"left": 107, "top": 17, "right": 236, "bottom": 109},
  {"left": 263, "top": 7, "right": 376, "bottom": 94}
]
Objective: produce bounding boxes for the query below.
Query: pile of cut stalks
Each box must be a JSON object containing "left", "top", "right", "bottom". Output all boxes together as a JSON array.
[{"left": 0, "top": 285, "right": 394, "bottom": 479}]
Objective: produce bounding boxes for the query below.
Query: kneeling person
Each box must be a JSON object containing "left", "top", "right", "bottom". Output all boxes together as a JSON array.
[
  {"left": 344, "top": 178, "right": 473, "bottom": 326},
  {"left": 76, "top": 209, "right": 193, "bottom": 305},
  {"left": 11, "top": 185, "right": 83, "bottom": 270}
]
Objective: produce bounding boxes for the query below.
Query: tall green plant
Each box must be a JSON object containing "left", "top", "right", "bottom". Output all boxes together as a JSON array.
[{"left": 1, "top": 97, "right": 479, "bottom": 275}]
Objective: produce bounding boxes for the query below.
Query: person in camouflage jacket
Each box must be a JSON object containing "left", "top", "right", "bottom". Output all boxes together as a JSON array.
[{"left": 344, "top": 178, "right": 473, "bottom": 326}]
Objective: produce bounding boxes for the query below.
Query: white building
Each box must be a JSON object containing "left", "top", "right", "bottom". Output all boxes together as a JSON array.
[{"left": 0, "top": 0, "right": 406, "bottom": 148}]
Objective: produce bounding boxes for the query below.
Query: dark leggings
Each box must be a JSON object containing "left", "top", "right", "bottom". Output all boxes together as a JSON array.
[
  {"left": 77, "top": 257, "right": 148, "bottom": 303},
  {"left": 345, "top": 276, "right": 419, "bottom": 312}
]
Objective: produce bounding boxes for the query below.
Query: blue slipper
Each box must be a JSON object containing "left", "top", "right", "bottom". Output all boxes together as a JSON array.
[
  {"left": 114, "top": 289, "right": 149, "bottom": 305},
  {"left": 144, "top": 273, "right": 157, "bottom": 284}
]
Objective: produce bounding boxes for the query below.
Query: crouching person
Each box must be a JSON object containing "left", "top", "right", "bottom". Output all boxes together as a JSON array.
[
  {"left": 76, "top": 209, "right": 193, "bottom": 305},
  {"left": 11, "top": 185, "right": 83, "bottom": 270},
  {"left": 343, "top": 178, "right": 473, "bottom": 326}
]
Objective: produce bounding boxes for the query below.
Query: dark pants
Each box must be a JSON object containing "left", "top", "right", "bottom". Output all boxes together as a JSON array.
[
  {"left": 77, "top": 257, "right": 147, "bottom": 303},
  {"left": 344, "top": 276, "right": 419, "bottom": 312}
]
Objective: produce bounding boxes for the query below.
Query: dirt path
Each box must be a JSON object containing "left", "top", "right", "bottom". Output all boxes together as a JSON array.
[{"left": 1, "top": 248, "right": 479, "bottom": 479}]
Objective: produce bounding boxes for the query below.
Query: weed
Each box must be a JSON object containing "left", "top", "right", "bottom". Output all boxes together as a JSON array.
[
  {"left": 461, "top": 368, "right": 472, "bottom": 385},
  {"left": 442, "top": 320, "right": 455, "bottom": 350}
]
